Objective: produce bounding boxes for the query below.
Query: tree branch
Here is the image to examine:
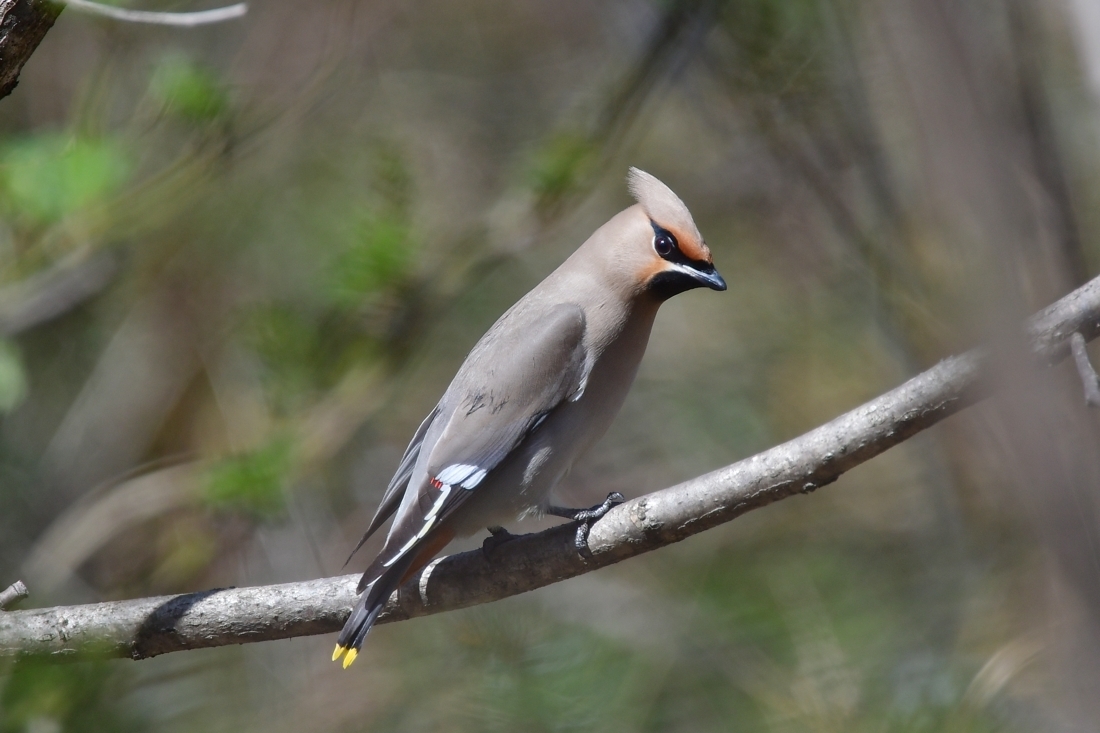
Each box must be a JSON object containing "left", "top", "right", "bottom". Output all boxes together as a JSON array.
[
  {"left": 0, "top": 250, "right": 119, "bottom": 336},
  {"left": 0, "top": 0, "right": 63, "bottom": 100},
  {"left": 0, "top": 580, "right": 28, "bottom": 610},
  {"left": 61, "top": 0, "right": 245, "bottom": 28},
  {"left": 3, "top": 275, "right": 1100, "bottom": 661},
  {"left": 1070, "top": 332, "right": 1100, "bottom": 406}
]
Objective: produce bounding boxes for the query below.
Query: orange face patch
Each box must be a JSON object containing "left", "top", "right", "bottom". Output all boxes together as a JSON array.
[
  {"left": 663, "top": 224, "right": 711, "bottom": 263},
  {"left": 640, "top": 257, "right": 672, "bottom": 284}
]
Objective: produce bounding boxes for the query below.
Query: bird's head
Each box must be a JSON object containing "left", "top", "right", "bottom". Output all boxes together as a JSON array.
[{"left": 625, "top": 167, "right": 726, "bottom": 300}]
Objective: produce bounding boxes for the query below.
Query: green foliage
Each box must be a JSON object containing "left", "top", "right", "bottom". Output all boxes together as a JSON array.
[
  {"left": 527, "top": 133, "right": 597, "bottom": 210},
  {"left": 719, "top": 0, "right": 828, "bottom": 95},
  {"left": 243, "top": 305, "right": 327, "bottom": 411},
  {"left": 0, "top": 134, "right": 129, "bottom": 226},
  {"left": 373, "top": 535, "right": 1013, "bottom": 733},
  {"left": 0, "top": 338, "right": 28, "bottom": 413},
  {"left": 241, "top": 304, "right": 377, "bottom": 414},
  {"left": 202, "top": 437, "right": 293, "bottom": 517},
  {"left": 239, "top": 144, "right": 418, "bottom": 412},
  {"left": 380, "top": 609, "right": 695, "bottom": 733},
  {"left": 466, "top": 636, "right": 659, "bottom": 732},
  {"left": 653, "top": 539, "right": 1010, "bottom": 732},
  {"left": 466, "top": 542, "right": 995, "bottom": 731},
  {"left": 0, "top": 657, "right": 142, "bottom": 733},
  {"left": 328, "top": 212, "right": 415, "bottom": 305},
  {"left": 369, "top": 142, "right": 414, "bottom": 217},
  {"left": 326, "top": 144, "right": 416, "bottom": 306},
  {"left": 149, "top": 54, "right": 230, "bottom": 124}
]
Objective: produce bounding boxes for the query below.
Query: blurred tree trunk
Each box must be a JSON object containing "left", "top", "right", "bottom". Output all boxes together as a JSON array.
[{"left": 877, "top": 0, "right": 1100, "bottom": 728}]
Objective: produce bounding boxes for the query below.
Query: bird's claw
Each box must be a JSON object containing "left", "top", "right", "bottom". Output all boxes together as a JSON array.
[
  {"left": 548, "top": 492, "right": 625, "bottom": 559},
  {"left": 481, "top": 525, "right": 519, "bottom": 557}
]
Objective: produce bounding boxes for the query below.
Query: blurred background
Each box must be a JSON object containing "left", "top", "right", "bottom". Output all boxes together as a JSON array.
[{"left": 2, "top": 0, "right": 1100, "bottom": 730}]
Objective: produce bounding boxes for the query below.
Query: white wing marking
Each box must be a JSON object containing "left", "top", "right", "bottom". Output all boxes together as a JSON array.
[
  {"left": 436, "top": 463, "right": 487, "bottom": 490},
  {"left": 381, "top": 482, "right": 455, "bottom": 568},
  {"left": 422, "top": 484, "right": 452, "bottom": 524},
  {"left": 380, "top": 464, "right": 489, "bottom": 569}
]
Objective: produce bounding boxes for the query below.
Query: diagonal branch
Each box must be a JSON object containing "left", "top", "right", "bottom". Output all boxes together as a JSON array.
[
  {"left": 3, "top": 276, "right": 1100, "bottom": 661},
  {"left": 0, "top": 0, "right": 63, "bottom": 100}
]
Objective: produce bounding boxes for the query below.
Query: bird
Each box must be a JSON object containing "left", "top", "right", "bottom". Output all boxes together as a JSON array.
[{"left": 333, "top": 168, "right": 725, "bottom": 668}]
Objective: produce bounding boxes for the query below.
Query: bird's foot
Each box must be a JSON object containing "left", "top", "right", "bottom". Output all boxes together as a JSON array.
[
  {"left": 546, "top": 492, "right": 625, "bottom": 558},
  {"left": 481, "top": 525, "right": 519, "bottom": 557}
]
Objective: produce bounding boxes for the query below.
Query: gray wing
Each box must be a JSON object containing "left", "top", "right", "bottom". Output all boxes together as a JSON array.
[
  {"left": 356, "top": 303, "right": 588, "bottom": 589},
  {"left": 343, "top": 405, "right": 440, "bottom": 566}
]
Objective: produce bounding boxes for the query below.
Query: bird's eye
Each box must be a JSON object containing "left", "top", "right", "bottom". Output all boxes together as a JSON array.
[{"left": 654, "top": 232, "right": 676, "bottom": 257}]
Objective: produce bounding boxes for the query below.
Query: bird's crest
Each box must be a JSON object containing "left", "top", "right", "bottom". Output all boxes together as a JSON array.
[{"left": 626, "top": 168, "right": 707, "bottom": 260}]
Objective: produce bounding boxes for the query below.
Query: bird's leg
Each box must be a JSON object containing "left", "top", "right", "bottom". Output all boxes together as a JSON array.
[
  {"left": 481, "top": 525, "right": 519, "bottom": 556},
  {"left": 546, "top": 492, "right": 625, "bottom": 557}
]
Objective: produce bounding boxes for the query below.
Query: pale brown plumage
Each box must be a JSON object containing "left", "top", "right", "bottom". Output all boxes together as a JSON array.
[{"left": 334, "top": 168, "right": 725, "bottom": 667}]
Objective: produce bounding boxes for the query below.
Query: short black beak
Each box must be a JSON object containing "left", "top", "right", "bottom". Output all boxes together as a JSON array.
[
  {"left": 649, "top": 260, "right": 728, "bottom": 300},
  {"left": 692, "top": 264, "right": 727, "bottom": 291}
]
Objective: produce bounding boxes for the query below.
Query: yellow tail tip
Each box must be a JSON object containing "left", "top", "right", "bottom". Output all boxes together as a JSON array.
[
  {"left": 332, "top": 645, "right": 346, "bottom": 662},
  {"left": 342, "top": 648, "right": 359, "bottom": 669}
]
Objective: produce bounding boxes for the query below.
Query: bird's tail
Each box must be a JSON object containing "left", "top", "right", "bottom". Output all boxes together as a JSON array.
[
  {"left": 332, "top": 552, "right": 416, "bottom": 669},
  {"left": 333, "top": 526, "right": 455, "bottom": 668}
]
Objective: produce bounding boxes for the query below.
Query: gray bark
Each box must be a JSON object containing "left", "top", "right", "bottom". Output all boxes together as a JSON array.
[
  {"left": 0, "top": 580, "right": 28, "bottom": 610},
  {"left": 3, "top": 275, "right": 1100, "bottom": 661},
  {"left": 1070, "top": 332, "right": 1100, "bottom": 406},
  {"left": 0, "top": 0, "right": 62, "bottom": 100}
]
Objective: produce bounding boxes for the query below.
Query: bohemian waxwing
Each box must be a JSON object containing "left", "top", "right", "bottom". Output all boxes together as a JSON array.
[{"left": 333, "top": 168, "right": 725, "bottom": 667}]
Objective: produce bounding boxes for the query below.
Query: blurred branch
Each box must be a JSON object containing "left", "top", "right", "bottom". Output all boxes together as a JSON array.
[
  {"left": 0, "top": 250, "right": 118, "bottom": 336},
  {"left": 22, "top": 463, "right": 198, "bottom": 593},
  {"left": 2, "top": 275, "right": 1100, "bottom": 660},
  {"left": 592, "top": 0, "right": 721, "bottom": 159},
  {"left": 0, "top": 0, "right": 63, "bottom": 100},
  {"left": 0, "top": 580, "right": 28, "bottom": 610},
  {"left": 1070, "top": 333, "right": 1100, "bottom": 407},
  {"left": 42, "top": 289, "right": 202, "bottom": 499},
  {"left": 61, "top": 0, "right": 246, "bottom": 27},
  {"left": 1007, "top": 0, "right": 1089, "bottom": 287}
]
